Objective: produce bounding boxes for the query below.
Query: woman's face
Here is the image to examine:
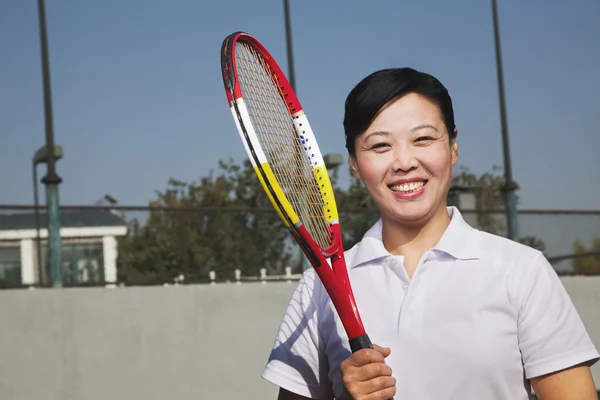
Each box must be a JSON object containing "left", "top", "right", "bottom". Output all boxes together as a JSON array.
[{"left": 349, "top": 93, "right": 458, "bottom": 226}]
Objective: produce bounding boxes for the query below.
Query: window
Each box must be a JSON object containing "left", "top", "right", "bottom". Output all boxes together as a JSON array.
[
  {"left": 43, "top": 242, "right": 105, "bottom": 285},
  {"left": 0, "top": 246, "right": 22, "bottom": 287}
]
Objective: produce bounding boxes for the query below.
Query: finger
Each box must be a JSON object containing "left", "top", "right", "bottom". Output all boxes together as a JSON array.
[
  {"left": 373, "top": 344, "right": 391, "bottom": 358},
  {"left": 364, "top": 383, "right": 397, "bottom": 400},
  {"left": 364, "top": 375, "right": 397, "bottom": 394},
  {"left": 343, "top": 374, "right": 396, "bottom": 399},
  {"left": 364, "top": 361, "right": 393, "bottom": 380},
  {"left": 349, "top": 375, "right": 396, "bottom": 399},
  {"left": 347, "top": 348, "right": 387, "bottom": 367}
]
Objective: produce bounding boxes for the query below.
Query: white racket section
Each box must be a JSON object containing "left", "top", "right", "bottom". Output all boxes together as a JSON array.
[
  {"left": 293, "top": 113, "right": 325, "bottom": 169},
  {"left": 230, "top": 98, "right": 267, "bottom": 167}
]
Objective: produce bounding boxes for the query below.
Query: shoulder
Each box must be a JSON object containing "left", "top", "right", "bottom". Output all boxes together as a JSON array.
[
  {"left": 471, "top": 229, "right": 568, "bottom": 310},
  {"left": 342, "top": 242, "right": 362, "bottom": 267},
  {"left": 474, "top": 229, "right": 544, "bottom": 266},
  {"left": 295, "top": 263, "right": 339, "bottom": 316}
]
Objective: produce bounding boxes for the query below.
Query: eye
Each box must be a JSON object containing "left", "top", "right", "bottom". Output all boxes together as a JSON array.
[
  {"left": 370, "top": 142, "right": 390, "bottom": 151},
  {"left": 416, "top": 136, "right": 434, "bottom": 142},
  {"left": 415, "top": 136, "right": 435, "bottom": 144}
]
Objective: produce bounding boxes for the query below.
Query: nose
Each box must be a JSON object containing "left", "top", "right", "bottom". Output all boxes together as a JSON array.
[{"left": 391, "top": 145, "right": 418, "bottom": 172}]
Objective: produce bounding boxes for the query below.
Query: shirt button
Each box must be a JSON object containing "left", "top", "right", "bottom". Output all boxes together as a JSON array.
[{"left": 402, "top": 283, "right": 408, "bottom": 290}]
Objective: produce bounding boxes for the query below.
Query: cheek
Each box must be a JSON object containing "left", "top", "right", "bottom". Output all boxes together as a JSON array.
[
  {"left": 421, "top": 148, "right": 453, "bottom": 175},
  {"left": 357, "top": 155, "right": 389, "bottom": 185}
]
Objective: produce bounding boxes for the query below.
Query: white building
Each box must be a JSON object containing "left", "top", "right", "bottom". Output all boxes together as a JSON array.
[{"left": 0, "top": 210, "right": 127, "bottom": 287}]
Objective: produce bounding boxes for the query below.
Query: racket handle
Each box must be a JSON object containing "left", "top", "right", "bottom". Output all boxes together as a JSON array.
[
  {"left": 348, "top": 334, "right": 395, "bottom": 400},
  {"left": 349, "top": 333, "right": 373, "bottom": 353}
]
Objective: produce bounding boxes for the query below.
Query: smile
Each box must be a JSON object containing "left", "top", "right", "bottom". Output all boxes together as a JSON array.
[{"left": 389, "top": 180, "right": 427, "bottom": 194}]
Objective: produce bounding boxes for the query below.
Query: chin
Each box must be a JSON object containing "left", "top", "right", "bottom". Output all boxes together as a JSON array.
[
  {"left": 391, "top": 206, "right": 432, "bottom": 223},
  {"left": 384, "top": 201, "right": 444, "bottom": 225}
]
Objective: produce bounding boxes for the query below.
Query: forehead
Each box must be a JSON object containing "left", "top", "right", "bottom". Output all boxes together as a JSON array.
[{"left": 364, "top": 93, "right": 445, "bottom": 134}]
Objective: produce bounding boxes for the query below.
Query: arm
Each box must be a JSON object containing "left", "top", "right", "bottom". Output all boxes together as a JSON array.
[
  {"left": 531, "top": 363, "right": 598, "bottom": 400},
  {"left": 277, "top": 388, "right": 313, "bottom": 400},
  {"left": 262, "top": 269, "right": 336, "bottom": 399},
  {"left": 513, "top": 253, "right": 599, "bottom": 392}
]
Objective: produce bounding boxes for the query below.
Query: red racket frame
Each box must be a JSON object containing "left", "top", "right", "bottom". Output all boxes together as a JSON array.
[{"left": 220, "top": 31, "right": 371, "bottom": 348}]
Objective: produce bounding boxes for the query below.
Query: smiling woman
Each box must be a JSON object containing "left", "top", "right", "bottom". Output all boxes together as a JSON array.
[
  {"left": 349, "top": 93, "right": 458, "bottom": 265},
  {"left": 262, "top": 68, "right": 599, "bottom": 400}
]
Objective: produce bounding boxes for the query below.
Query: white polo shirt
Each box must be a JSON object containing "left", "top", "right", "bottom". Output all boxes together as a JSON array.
[{"left": 262, "top": 207, "right": 599, "bottom": 399}]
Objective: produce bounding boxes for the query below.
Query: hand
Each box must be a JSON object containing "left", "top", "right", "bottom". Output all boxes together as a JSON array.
[{"left": 340, "top": 344, "right": 396, "bottom": 399}]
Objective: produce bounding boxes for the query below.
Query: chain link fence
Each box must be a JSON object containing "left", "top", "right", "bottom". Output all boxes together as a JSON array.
[{"left": 0, "top": 205, "right": 599, "bottom": 288}]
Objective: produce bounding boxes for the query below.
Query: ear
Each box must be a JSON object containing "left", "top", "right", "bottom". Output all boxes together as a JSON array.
[
  {"left": 451, "top": 129, "right": 458, "bottom": 166},
  {"left": 348, "top": 155, "right": 361, "bottom": 180}
]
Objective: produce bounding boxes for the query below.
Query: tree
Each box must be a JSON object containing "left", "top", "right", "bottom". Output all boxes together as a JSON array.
[
  {"left": 117, "top": 159, "right": 291, "bottom": 284},
  {"left": 333, "top": 172, "right": 379, "bottom": 250},
  {"left": 451, "top": 165, "right": 507, "bottom": 235},
  {"left": 572, "top": 238, "right": 600, "bottom": 275},
  {"left": 117, "top": 160, "right": 548, "bottom": 285},
  {"left": 451, "top": 165, "right": 545, "bottom": 252},
  {"left": 334, "top": 164, "right": 546, "bottom": 251}
]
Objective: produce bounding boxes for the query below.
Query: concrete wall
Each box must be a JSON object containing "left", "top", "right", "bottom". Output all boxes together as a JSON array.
[{"left": 1, "top": 278, "right": 599, "bottom": 400}]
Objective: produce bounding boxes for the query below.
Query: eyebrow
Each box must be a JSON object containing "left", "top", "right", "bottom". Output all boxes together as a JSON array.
[
  {"left": 411, "top": 124, "right": 440, "bottom": 133},
  {"left": 363, "top": 124, "right": 440, "bottom": 140},
  {"left": 363, "top": 131, "right": 390, "bottom": 140}
]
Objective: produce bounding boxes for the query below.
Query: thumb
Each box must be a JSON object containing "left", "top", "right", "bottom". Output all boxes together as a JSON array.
[{"left": 373, "top": 344, "right": 391, "bottom": 358}]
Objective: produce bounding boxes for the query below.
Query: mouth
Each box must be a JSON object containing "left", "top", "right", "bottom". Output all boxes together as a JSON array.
[{"left": 389, "top": 180, "right": 428, "bottom": 194}]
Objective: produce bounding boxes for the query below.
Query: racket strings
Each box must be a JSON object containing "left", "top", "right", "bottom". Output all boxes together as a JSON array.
[{"left": 235, "top": 42, "right": 332, "bottom": 250}]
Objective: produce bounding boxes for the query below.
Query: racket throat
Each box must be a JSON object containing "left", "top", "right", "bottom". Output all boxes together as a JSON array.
[{"left": 290, "top": 226, "right": 323, "bottom": 267}]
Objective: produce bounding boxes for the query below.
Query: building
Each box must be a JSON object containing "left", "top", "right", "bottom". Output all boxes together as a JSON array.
[{"left": 0, "top": 210, "right": 127, "bottom": 287}]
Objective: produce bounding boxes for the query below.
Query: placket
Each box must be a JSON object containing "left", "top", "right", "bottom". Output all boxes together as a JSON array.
[{"left": 396, "top": 251, "right": 431, "bottom": 335}]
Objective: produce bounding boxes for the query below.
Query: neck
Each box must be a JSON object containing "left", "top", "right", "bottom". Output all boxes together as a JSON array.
[{"left": 381, "top": 205, "right": 451, "bottom": 257}]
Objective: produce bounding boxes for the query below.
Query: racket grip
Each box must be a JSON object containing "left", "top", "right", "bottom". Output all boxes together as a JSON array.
[
  {"left": 348, "top": 334, "right": 395, "bottom": 400},
  {"left": 349, "top": 333, "right": 373, "bottom": 353}
]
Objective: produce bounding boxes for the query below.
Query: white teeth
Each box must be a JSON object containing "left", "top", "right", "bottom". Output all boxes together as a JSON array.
[{"left": 390, "top": 181, "right": 426, "bottom": 193}]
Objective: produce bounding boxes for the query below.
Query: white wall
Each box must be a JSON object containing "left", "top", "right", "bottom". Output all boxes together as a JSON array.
[
  {"left": 4, "top": 226, "right": 126, "bottom": 285},
  {"left": 102, "top": 236, "right": 118, "bottom": 284},
  {"left": 0, "top": 278, "right": 598, "bottom": 400},
  {"left": 19, "top": 239, "right": 34, "bottom": 285}
]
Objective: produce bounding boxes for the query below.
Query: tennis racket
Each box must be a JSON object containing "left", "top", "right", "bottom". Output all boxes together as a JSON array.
[{"left": 220, "top": 31, "right": 380, "bottom": 359}]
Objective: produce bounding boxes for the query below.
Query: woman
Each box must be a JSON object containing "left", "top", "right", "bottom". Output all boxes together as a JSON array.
[{"left": 261, "top": 68, "right": 599, "bottom": 399}]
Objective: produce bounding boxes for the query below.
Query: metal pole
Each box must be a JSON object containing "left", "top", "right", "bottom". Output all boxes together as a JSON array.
[
  {"left": 491, "top": 0, "right": 519, "bottom": 241},
  {"left": 283, "top": 0, "right": 296, "bottom": 91},
  {"left": 37, "top": 0, "right": 63, "bottom": 287},
  {"left": 32, "top": 162, "right": 45, "bottom": 285},
  {"left": 283, "top": 0, "right": 309, "bottom": 271}
]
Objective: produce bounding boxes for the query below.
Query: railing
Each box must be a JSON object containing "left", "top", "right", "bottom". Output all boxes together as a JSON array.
[{"left": 0, "top": 205, "right": 599, "bottom": 288}]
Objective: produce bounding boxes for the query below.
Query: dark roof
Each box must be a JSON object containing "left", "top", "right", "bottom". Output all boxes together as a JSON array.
[
  {"left": 0, "top": 210, "right": 127, "bottom": 231},
  {"left": 449, "top": 185, "right": 478, "bottom": 192}
]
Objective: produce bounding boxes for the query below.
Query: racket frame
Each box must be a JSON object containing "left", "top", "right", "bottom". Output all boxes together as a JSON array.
[{"left": 220, "top": 31, "right": 369, "bottom": 343}]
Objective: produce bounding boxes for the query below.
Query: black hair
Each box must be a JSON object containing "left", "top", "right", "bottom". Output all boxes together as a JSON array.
[{"left": 343, "top": 67, "right": 456, "bottom": 155}]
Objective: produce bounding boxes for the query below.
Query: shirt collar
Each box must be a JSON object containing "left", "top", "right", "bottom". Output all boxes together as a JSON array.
[{"left": 348, "top": 206, "right": 481, "bottom": 269}]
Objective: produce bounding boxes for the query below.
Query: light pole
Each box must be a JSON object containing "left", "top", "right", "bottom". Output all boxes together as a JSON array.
[
  {"left": 37, "top": 0, "right": 63, "bottom": 287},
  {"left": 283, "top": 0, "right": 309, "bottom": 271},
  {"left": 491, "top": 0, "right": 519, "bottom": 241},
  {"left": 283, "top": 0, "right": 296, "bottom": 92},
  {"left": 32, "top": 145, "right": 63, "bottom": 286}
]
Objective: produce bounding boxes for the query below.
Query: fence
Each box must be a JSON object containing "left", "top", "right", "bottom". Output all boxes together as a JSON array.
[{"left": 0, "top": 205, "right": 599, "bottom": 287}]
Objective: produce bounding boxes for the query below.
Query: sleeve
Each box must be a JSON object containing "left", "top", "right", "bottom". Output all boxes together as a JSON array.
[
  {"left": 516, "top": 252, "right": 600, "bottom": 379},
  {"left": 261, "top": 269, "right": 335, "bottom": 400}
]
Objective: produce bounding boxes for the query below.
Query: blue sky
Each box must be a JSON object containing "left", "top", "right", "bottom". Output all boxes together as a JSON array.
[{"left": 1, "top": 0, "right": 599, "bottom": 210}]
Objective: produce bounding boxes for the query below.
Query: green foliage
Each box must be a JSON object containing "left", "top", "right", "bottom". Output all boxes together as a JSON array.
[
  {"left": 572, "top": 238, "right": 600, "bottom": 275},
  {"left": 333, "top": 171, "right": 379, "bottom": 250},
  {"left": 117, "top": 161, "right": 549, "bottom": 284},
  {"left": 117, "top": 159, "right": 290, "bottom": 284},
  {"left": 451, "top": 165, "right": 507, "bottom": 235},
  {"left": 452, "top": 165, "right": 546, "bottom": 252}
]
